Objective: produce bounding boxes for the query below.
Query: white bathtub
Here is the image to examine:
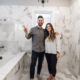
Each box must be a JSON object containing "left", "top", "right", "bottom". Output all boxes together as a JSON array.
[
  {"left": 0, "top": 53, "right": 17, "bottom": 68},
  {"left": 0, "top": 52, "right": 25, "bottom": 80}
]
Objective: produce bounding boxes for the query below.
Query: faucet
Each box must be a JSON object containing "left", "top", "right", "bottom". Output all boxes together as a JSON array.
[
  {"left": 0, "top": 56, "right": 2, "bottom": 59},
  {"left": 0, "top": 46, "right": 4, "bottom": 48},
  {"left": 0, "top": 46, "right": 4, "bottom": 60},
  {"left": 0, "top": 46, "right": 4, "bottom": 59}
]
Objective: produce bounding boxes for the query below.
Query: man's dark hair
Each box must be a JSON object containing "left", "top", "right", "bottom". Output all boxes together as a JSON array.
[{"left": 38, "top": 15, "right": 44, "bottom": 19}]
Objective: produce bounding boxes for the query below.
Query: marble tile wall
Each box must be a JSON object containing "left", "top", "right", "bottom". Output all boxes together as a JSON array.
[
  {"left": 0, "top": 5, "right": 71, "bottom": 68},
  {"left": 0, "top": 6, "right": 68, "bottom": 50},
  {"left": 0, "top": 4, "right": 79, "bottom": 78},
  {"left": 68, "top": 0, "right": 80, "bottom": 78}
]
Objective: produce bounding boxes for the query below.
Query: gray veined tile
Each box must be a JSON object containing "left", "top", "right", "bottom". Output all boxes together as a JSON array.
[{"left": 19, "top": 68, "right": 76, "bottom": 80}]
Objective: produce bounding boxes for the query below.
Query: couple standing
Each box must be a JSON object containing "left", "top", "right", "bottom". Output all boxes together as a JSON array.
[{"left": 22, "top": 16, "right": 61, "bottom": 80}]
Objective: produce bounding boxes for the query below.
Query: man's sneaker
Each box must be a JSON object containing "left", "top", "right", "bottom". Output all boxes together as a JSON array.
[{"left": 37, "top": 75, "right": 42, "bottom": 80}]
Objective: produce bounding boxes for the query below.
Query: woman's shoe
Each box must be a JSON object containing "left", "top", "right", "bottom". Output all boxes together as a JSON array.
[{"left": 47, "top": 77, "right": 52, "bottom": 80}]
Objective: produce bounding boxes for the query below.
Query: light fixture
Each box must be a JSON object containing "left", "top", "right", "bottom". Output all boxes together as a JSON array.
[{"left": 38, "top": 0, "right": 49, "bottom": 6}]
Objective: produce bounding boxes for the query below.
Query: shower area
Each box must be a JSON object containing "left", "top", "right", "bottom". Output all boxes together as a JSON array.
[{"left": 0, "top": 0, "right": 80, "bottom": 80}]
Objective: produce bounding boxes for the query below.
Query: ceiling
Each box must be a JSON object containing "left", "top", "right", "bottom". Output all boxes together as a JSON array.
[{"left": 0, "top": 0, "right": 74, "bottom": 7}]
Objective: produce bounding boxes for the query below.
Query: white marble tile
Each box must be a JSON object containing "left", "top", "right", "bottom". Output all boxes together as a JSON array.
[
  {"left": 0, "top": 4, "right": 80, "bottom": 78},
  {"left": 19, "top": 68, "right": 77, "bottom": 80}
]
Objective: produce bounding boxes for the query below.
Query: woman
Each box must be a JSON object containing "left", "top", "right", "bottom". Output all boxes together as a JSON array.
[{"left": 44, "top": 23, "right": 61, "bottom": 80}]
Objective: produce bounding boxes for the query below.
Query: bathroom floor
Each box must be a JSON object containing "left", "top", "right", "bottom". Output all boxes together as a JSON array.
[{"left": 20, "top": 67, "right": 77, "bottom": 80}]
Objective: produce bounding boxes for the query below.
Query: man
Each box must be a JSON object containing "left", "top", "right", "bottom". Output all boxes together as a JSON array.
[{"left": 22, "top": 16, "right": 58, "bottom": 80}]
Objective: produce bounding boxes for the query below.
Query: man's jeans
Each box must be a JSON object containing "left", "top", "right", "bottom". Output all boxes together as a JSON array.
[{"left": 30, "top": 50, "right": 45, "bottom": 79}]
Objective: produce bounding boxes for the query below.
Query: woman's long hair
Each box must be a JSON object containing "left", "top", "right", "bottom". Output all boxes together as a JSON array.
[{"left": 44, "top": 23, "right": 56, "bottom": 41}]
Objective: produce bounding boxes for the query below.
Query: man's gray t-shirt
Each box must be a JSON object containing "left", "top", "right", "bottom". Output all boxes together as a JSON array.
[{"left": 25, "top": 26, "right": 45, "bottom": 52}]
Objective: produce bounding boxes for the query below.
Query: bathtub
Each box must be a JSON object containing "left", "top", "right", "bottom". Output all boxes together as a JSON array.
[
  {"left": 0, "top": 53, "right": 17, "bottom": 68},
  {"left": 0, "top": 52, "right": 25, "bottom": 80}
]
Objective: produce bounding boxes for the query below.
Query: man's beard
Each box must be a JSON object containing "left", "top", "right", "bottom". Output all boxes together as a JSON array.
[{"left": 38, "top": 23, "right": 43, "bottom": 27}]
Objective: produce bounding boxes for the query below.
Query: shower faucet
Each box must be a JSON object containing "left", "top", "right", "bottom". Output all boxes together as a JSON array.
[
  {"left": 0, "top": 56, "right": 2, "bottom": 59},
  {"left": 0, "top": 46, "right": 4, "bottom": 48},
  {"left": 0, "top": 46, "right": 4, "bottom": 60}
]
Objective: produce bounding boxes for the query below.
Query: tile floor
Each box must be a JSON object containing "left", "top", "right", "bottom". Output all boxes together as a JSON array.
[{"left": 20, "top": 67, "right": 77, "bottom": 80}]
